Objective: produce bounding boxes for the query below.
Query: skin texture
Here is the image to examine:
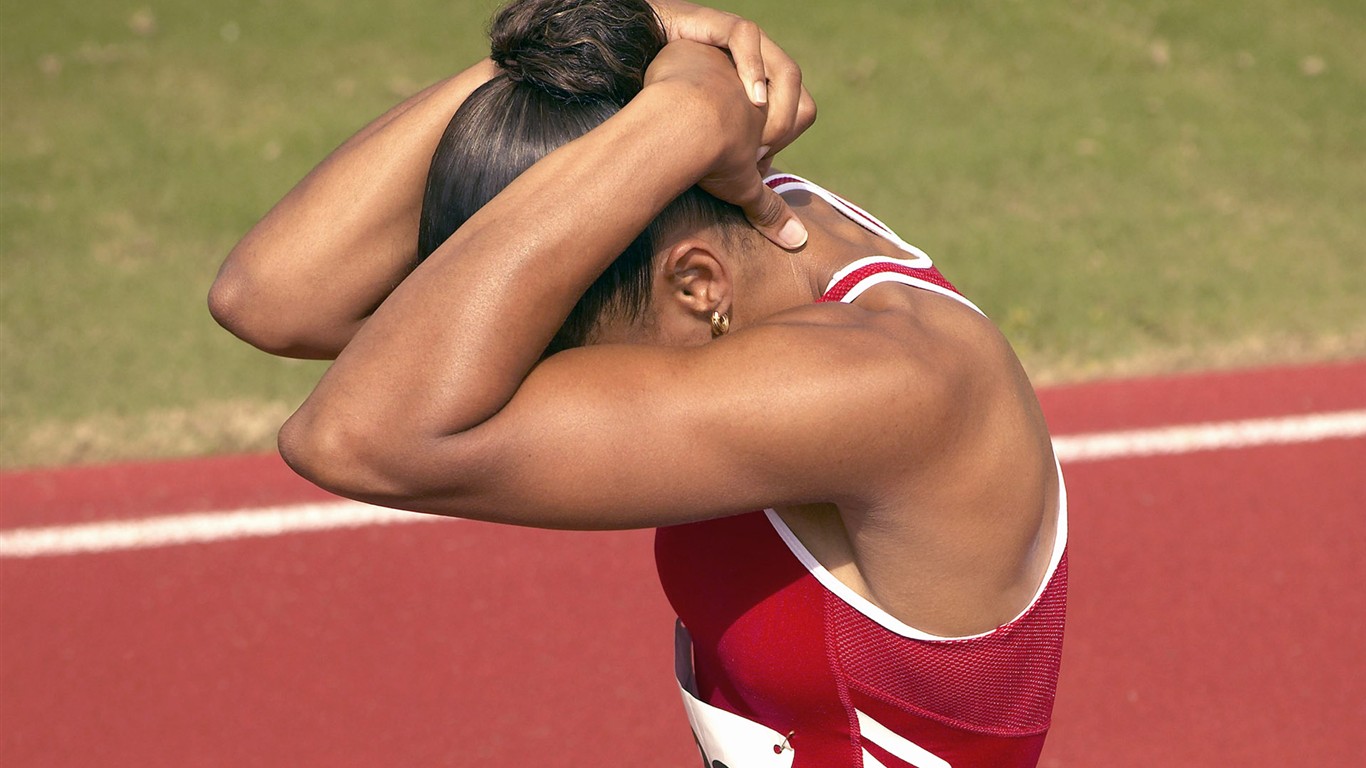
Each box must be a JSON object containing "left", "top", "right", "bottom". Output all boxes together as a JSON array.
[
  {"left": 209, "top": 0, "right": 813, "bottom": 360},
  {"left": 210, "top": 60, "right": 502, "bottom": 359},
  {"left": 213, "top": 5, "right": 1058, "bottom": 637},
  {"left": 650, "top": 0, "right": 814, "bottom": 172}
]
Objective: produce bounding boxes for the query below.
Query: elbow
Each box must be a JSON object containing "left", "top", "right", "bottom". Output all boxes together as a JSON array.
[
  {"left": 208, "top": 263, "right": 331, "bottom": 358},
  {"left": 280, "top": 407, "right": 378, "bottom": 501},
  {"left": 279, "top": 403, "right": 490, "bottom": 518},
  {"left": 208, "top": 265, "right": 280, "bottom": 351},
  {"left": 278, "top": 405, "right": 422, "bottom": 505},
  {"left": 207, "top": 267, "right": 254, "bottom": 340},
  {"left": 277, "top": 408, "right": 333, "bottom": 495}
]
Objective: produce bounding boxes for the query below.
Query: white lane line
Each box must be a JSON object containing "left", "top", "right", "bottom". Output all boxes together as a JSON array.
[
  {"left": 0, "top": 501, "right": 441, "bottom": 559},
  {"left": 2, "top": 410, "right": 1363, "bottom": 559},
  {"left": 1051, "top": 409, "right": 1366, "bottom": 463}
]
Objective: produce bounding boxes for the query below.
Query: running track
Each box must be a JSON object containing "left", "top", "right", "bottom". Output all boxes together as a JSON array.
[{"left": 2, "top": 361, "right": 1363, "bottom": 766}]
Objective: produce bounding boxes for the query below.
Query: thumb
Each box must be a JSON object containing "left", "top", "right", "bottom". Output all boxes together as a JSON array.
[{"left": 744, "top": 182, "right": 808, "bottom": 250}]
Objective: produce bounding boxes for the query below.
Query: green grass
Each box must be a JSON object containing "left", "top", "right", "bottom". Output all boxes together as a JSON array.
[{"left": 2, "top": 0, "right": 1363, "bottom": 467}]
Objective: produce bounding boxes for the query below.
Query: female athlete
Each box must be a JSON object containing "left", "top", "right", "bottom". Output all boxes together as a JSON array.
[{"left": 210, "top": 1, "right": 1067, "bottom": 765}]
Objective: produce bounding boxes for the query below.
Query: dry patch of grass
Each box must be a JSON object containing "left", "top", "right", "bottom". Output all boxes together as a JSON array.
[
  {"left": 3, "top": 0, "right": 1363, "bottom": 468},
  {"left": 1024, "top": 327, "right": 1366, "bottom": 387},
  {"left": 4, "top": 399, "right": 294, "bottom": 469}
]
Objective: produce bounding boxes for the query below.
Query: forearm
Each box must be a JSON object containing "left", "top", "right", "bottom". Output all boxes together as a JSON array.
[
  {"left": 280, "top": 78, "right": 725, "bottom": 497},
  {"left": 210, "top": 59, "right": 500, "bottom": 359}
]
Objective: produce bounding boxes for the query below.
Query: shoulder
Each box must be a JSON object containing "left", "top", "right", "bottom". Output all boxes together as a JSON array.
[
  {"left": 730, "top": 291, "right": 991, "bottom": 445},
  {"left": 422, "top": 283, "right": 1006, "bottom": 526},
  {"left": 753, "top": 283, "right": 1004, "bottom": 395}
]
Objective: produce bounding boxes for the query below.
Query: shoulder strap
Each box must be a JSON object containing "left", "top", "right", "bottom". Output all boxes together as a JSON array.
[
  {"left": 820, "top": 257, "right": 986, "bottom": 317},
  {"left": 765, "top": 173, "right": 930, "bottom": 261},
  {"left": 763, "top": 173, "right": 986, "bottom": 316}
]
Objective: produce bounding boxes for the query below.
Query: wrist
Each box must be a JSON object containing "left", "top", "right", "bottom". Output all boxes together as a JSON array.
[{"left": 630, "top": 79, "right": 730, "bottom": 178}]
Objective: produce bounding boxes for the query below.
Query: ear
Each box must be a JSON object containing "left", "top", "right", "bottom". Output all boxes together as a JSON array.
[{"left": 660, "top": 237, "right": 733, "bottom": 322}]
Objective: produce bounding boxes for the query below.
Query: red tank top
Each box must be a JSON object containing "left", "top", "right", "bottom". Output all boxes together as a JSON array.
[{"left": 653, "top": 174, "right": 1068, "bottom": 768}]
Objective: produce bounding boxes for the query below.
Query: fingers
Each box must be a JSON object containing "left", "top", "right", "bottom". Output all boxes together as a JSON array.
[
  {"left": 739, "top": 174, "right": 808, "bottom": 250},
  {"left": 657, "top": 4, "right": 814, "bottom": 155},
  {"left": 724, "top": 19, "right": 769, "bottom": 106},
  {"left": 660, "top": 4, "right": 770, "bottom": 106},
  {"left": 755, "top": 33, "right": 803, "bottom": 153},
  {"left": 652, "top": 3, "right": 811, "bottom": 245},
  {"left": 761, "top": 84, "right": 817, "bottom": 168}
]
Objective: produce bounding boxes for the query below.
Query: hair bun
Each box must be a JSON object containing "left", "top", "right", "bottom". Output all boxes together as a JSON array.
[{"left": 489, "top": 0, "right": 667, "bottom": 105}]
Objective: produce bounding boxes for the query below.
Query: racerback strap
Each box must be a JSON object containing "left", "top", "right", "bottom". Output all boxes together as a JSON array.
[{"left": 764, "top": 173, "right": 987, "bottom": 317}]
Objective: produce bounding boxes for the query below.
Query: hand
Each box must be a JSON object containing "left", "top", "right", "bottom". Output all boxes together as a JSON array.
[
  {"left": 645, "top": 40, "right": 808, "bottom": 249},
  {"left": 648, "top": 1, "right": 816, "bottom": 175}
]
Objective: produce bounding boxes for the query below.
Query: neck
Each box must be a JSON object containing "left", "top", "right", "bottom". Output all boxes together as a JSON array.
[{"left": 734, "top": 189, "right": 898, "bottom": 325}]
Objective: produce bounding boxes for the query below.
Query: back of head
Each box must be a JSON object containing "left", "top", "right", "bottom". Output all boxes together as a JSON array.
[
  {"left": 489, "top": 0, "right": 664, "bottom": 105},
  {"left": 418, "top": 0, "right": 747, "bottom": 355}
]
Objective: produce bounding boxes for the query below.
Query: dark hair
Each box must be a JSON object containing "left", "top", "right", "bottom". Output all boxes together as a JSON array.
[{"left": 417, "top": 0, "right": 747, "bottom": 355}]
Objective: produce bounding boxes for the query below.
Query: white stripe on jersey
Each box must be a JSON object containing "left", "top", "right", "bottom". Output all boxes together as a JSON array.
[{"left": 857, "top": 708, "right": 952, "bottom": 768}]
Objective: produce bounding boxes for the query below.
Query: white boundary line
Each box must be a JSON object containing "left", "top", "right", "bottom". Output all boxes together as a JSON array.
[
  {"left": 1051, "top": 409, "right": 1366, "bottom": 462},
  {"left": 3, "top": 409, "right": 1364, "bottom": 560},
  {"left": 0, "top": 501, "right": 442, "bottom": 559}
]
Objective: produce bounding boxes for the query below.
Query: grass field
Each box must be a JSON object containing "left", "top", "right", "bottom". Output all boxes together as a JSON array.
[{"left": 2, "top": 0, "right": 1363, "bottom": 468}]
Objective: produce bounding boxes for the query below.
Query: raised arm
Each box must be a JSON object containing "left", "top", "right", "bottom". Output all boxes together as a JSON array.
[
  {"left": 651, "top": 0, "right": 814, "bottom": 172},
  {"left": 278, "top": 41, "right": 924, "bottom": 530},
  {"left": 209, "top": 1, "right": 813, "bottom": 360},
  {"left": 208, "top": 60, "right": 499, "bottom": 359}
]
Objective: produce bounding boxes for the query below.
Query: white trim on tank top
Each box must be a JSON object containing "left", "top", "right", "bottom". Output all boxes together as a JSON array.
[
  {"left": 762, "top": 172, "right": 1062, "bottom": 640},
  {"left": 764, "top": 172, "right": 988, "bottom": 317},
  {"left": 763, "top": 456, "right": 1068, "bottom": 643},
  {"left": 766, "top": 172, "right": 932, "bottom": 263},
  {"left": 832, "top": 263, "right": 989, "bottom": 317}
]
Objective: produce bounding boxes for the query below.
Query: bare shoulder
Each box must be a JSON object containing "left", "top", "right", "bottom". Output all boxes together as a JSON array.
[
  {"left": 441, "top": 288, "right": 990, "bottom": 527},
  {"left": 753, "top": 282, "right": 1015, "bottom": 415},
  {"left": 765, "top": 284, "right": 1059, "bottom": 633}
]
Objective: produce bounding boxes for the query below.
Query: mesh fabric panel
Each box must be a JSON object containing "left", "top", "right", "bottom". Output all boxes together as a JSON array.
[
  {"left": 831, "top": 552, "right": 1067, "bottom": 735},
  {"left": 818, "top": 263, "right": 960, "bottom": 303}
]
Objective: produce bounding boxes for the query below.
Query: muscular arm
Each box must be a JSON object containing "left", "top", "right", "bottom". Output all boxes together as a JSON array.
[
  {"left": 279, "top": 43, "right": 938, "bottom": 529},
  {"left": 208, "top": 2, "right": 812, "bottom": 360},
  {"left": 208, "top": 60, "right": 500, "bottom": 359}
]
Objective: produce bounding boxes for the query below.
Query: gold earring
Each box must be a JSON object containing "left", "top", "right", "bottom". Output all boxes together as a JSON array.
[{"left": 710, "top": 311, "right": 730, "bottom": 338}]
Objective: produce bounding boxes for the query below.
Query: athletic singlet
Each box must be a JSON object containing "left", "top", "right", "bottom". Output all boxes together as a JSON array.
[{"left": 653, "top": 173, "right": 1068, "bottom": 768}]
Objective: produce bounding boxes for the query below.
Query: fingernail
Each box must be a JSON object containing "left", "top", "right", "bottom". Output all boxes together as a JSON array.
[
  {"left": 778, "top": 218, "right": 808, "bottom": 250},
  {"left": 752, "top": 80, "right": 768, "bottom": 105},
  {"left": 757, "top": 145, "right": 771, "bottom": 163}
]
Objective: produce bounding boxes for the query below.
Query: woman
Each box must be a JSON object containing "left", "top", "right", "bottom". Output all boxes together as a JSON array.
[{"left": 211, "top": 1, "right": 1066, "bottom": 765}]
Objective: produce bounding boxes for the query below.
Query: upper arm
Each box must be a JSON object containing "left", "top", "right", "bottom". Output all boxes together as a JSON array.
[
  {"left": 208, "top": 254, "right": 380, "bottom": 359},
  {"left": 337, "top": 312, "right": 956, "bottom": 529},
  {"left": 210, "top": 60, "right": 501, "bottom": 359}
]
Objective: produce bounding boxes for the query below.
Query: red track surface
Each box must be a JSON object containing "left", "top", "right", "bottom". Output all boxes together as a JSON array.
[{"left": 3, "top": 361, "right": 1364, "bottom": 766}]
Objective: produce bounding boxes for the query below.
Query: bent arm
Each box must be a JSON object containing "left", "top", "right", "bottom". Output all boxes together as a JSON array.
[
  {"left": 279, "top": 53, "right": 735, "bottom": 475},
  {"left": 210, "top": 4, "right": 814, "bottom": 361},
  {"left": 278, "top": 43, "right": 934, "bottom": 529},
  {"left": 208, "top": 60, "right": 499, "bottom": 359}
]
